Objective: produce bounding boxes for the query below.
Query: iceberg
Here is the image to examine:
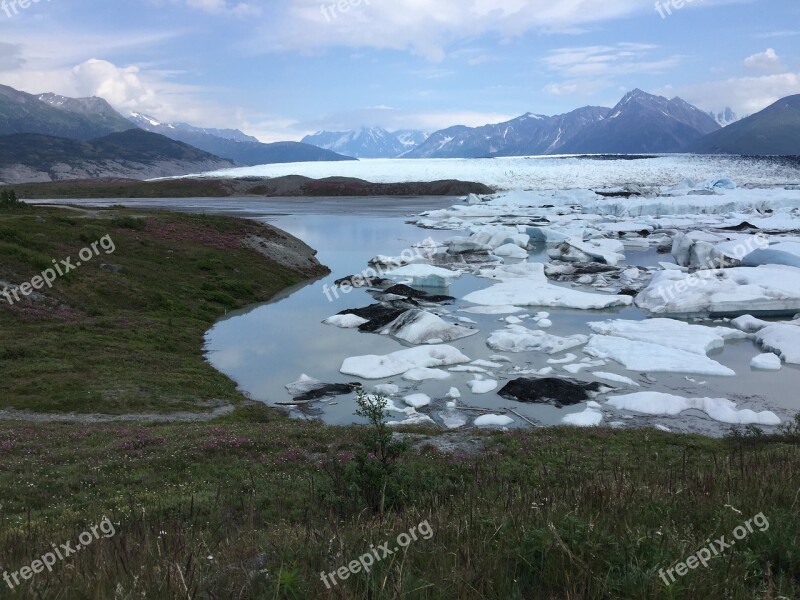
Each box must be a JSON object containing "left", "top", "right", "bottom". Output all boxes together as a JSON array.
[
  {"left": 474, "top": 414, "right": 514, "bottom": 427},
  {"left": 386, "top": 264, "right": 462, "bottom": 287},
  {"left": 585, "top": 335, "right": 736, "bottom": 376},
  {"left": 636, "top": 265, "right": 800, "bottom": 317},
  {"left": 755, "top": 323, "right": 800, "bottom": 364},
  {"left": 587, "top": 318, "right": 746, "bottom": 355},
  {"left": 563, "top": 402, "right": 604, "bottom": 427},
  {"left": 751, "top": 353, "right": 782, "bottom": 370},
  {"left": 378, "top": 310, "right": 478, "bottom": 345},
  {"left": 487, "top": 325, "right": 589, "bottom": 354},
  {"left": 340, "top": 345, "right": 471, "bottom": 379},
  {"left": 467, "top": 378, "right": 498, "bottom": 394},
  {"left": 464, "top": 262, "right": 632, "bottom": 310},
  {"left": 607, "top": 392, "right": 781, "bottom": 425}
]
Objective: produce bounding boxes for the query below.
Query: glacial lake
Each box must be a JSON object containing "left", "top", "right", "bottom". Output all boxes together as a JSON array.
[{"left": 35, "top": 195, "right": 800, "bottom": 436}]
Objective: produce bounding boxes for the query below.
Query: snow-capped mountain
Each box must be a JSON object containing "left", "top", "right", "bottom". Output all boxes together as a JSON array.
[
  {"left": 709, "top": 107, "right": 739, "bottom": 127},
  {"left": 405, "top": 107, "right": 610, "bottom": 158},
  {"left": 302, "top": 127, "right": 428, "bottom": 158},
  {"left": 556, "top": 89, "right": 721, "bottom": 154},
  {"left": 128, "top": 112, "right": 259, "bottom": 143}
]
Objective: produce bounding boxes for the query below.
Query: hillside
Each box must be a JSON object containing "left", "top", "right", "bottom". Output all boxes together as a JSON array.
[
  {"left": 689, "top": 95, "right": 800, "bottom": 155},
  {"left": 0, "top": 129, "right": 235, "bottom": 183}
]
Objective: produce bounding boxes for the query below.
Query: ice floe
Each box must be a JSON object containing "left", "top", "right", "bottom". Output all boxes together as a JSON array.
[
  {"left": 585, "top": 336, "right": 735, "bottom": 376},
  {"left": 563, "top": 401, "right": 604, "bottom": 427},
  {"left": 487, "top": 325, "right": 589, "bottom": 354},
  {"left": 636, "top": 266, "right": 800, "bottom": 317},
  {"left": 751, "top": 353, "right": 782, "bottom": 370},
  {"left": 378, "top": 310, "right": 478, "bottom": 345},
  {"left": 474, "top": 414, "right": 514, "bottom": 427},
  {"left": 607, "top": 392, "right": 781, "bottom": 425},
  {"left": 755, "top": 322, "right": 800, "bottom": 364},
  {"left": 341, "top": 345, "right": 471, "bottom": 379},
  {"left": 386, "top": 264, "right": 462, "bottom": 287}
]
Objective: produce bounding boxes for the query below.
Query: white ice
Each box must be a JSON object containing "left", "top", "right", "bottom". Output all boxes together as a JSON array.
[
  {"left": 751, "top": 354, "right": 782, "bottom": 370},
  {"left": 323, "top": 314, "right": 369, "bottom": 329},
  {"left": 563, "top": 401, "right": 604, "bottom": 427},
  {"left": 488, "top": 325, "right": 589, "bottom": 354},
  {"left": 607, "top": 392, "right": 781, "bottom": 425},
  {"left": 474, "top": 414, "right": 515, "bottom": 427},
  {"left": 585, "top": 336, "right": 736, "bottom": 376},
  {"left": 341, "top": 345, "right": 471, "bottom": 379}
]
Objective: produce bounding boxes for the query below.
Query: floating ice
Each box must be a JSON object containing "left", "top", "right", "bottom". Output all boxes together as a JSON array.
[
  {"left": 388, "top": 412, "right": 436, "bottom": 427},
  {"left": 636, "top": 265, "right": 800, "bottom": 317},
  {"left": 474, "top": 414, "right": 514, "bottom": 427},
  {"left": 323, "top": 314, "right": 369, "bottom": 329},
  {"left": 751, "top": 354, "right": 782, "bottom": 370},
  {"left": 467, "top": 378, "right": 498, "bottom": 394},
  {"left": 585, "top": 336, "right": 736, "bottom": 376},
  {"left": 487, "top": 325, "right": 589, "bottom": 354},
  {"left": 340, "top": 345, "right": 471, "bottom": 379},
  {"left": 403, "top": 393, "right": 432, "bottom": 409},
  {"left": 378, "top": 310, "right": 478, "bottom": 345},
  {"left": 386, "top": 264, "right": 462, "bottom": 287},
  {"left": 607, "top": 392, "right": 781, "bottom": 425},
  {"left": 373, "top": 384, "right": 400, "bottom": 396},
  {"left": 494, "top": 243, "right": 529, "bottom": 259},
  {"left": 755, "top": 323, "right": 800, "bottom": 364},
  {"left": 403, "top": 368, "right": 452, "bottom": 382},
  {"left": 592, "top": 372, "right": 640, "bottom": 386},
  {"left": 563, "top": 401, "right": 604, "bottom": 427},
  {"left": 587, "top": 318, "right": 746, "bottom": 355},
  {"left": 548, "top": 354, "right": 577, "bottom": 365},
  {"left": 464, "top": 262, "right": 632, "bottom": 310},
  {"left": 549, "top": 238, "right": 626, "bottom": 266},
  {"left": 445, "top": 387, "right": 461, "bottom": 399}
]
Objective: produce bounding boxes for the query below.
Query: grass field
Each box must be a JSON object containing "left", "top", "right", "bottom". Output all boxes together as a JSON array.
[{"left": 1, "top": 202, "right": 798, "bottom": 599}]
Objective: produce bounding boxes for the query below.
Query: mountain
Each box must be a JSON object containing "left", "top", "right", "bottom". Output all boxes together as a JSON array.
[
  {"left": 405, "top": 107, "right": 610, "bottom": 158},
  {"left": 301, "top": 127, "right": 427, "bottom": 158},
  {"left": 131, "top": 113, "right": 355, "bottom": 165},
  {"left": 0, "top": 85, "right": 135, "bottom": 140},
  {"left": 689, "top": 95, "right": 800, "bottom": 156},
  {"left": 0, "top": 129, "right": 236, "bottom": 183},
  {"left": 128, "top": 111, "right": 259, "bottom": 143},
  {"left": 557, "top": 89, "right": 721, "bottom": 154},
  {"left": 709, "top": 107, "right": 739, "bottom": 127},
  {"left": 394, "top": 130, "right": 429, "bottom": 151}
]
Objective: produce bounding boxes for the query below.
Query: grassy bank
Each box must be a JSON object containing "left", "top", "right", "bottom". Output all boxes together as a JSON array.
[
  {"left": 1, "top": 203, "right": 798, "bottom": 599},
  {"left": 0, "top": 415, "right": 798, "bottom": 599},
  {"left": 0, "top": 203, "right": 327, "bottom": 413}
]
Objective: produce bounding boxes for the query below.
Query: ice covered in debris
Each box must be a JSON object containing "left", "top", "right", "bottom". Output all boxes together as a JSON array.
[{"left": 378, "top": 310, "right": 478, "bottom": 345}]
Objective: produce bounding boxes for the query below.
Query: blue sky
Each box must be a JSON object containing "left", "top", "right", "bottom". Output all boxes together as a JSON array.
[{"left": 1, "top": 0, "right": 798, "bottom": 141}]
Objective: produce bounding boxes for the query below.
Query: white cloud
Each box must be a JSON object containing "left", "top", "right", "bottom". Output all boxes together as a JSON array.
[
  {"left": 255, "top": 0, "right": 710, "bottom": 61},
  {"left": 672, "top": 72, "right": 800, "bottom": 117},
  {"left": 744, "top": 48, "right": 784, "bottom": 73}
]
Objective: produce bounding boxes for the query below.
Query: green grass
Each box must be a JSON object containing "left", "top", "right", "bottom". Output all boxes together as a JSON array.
[
  {"left": 0, "top": 205, "right": 327, "bottom": 413},
  {"left": 0, "top": 414, "right": 798, "bottom": 599}
]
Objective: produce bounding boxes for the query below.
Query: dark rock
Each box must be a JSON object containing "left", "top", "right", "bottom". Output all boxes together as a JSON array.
[
  {"left": 339, "top": 301, "right": 417, "bottom": 333},
  {"left": 498, "top": 378, "right": 603, "bottom": 408},
  {"left": 294, "top": 382, "right": 362, "bottom": 402},
  {"left": 100, "top": 263, "right": 124, "bottom": 273},
  {"left": 380, "top": 284, "right": 455, "bottom": 303},
  {"left": 334, "top": 274, "right": 394, "bottom": 288}
]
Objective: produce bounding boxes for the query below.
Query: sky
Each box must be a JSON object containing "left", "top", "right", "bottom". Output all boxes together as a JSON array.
[{"left": 0, "top": 0, "right": 799, "bottom": 142}]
